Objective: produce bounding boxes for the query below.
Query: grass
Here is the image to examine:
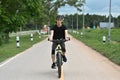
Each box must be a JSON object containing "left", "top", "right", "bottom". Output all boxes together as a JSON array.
[
  {"left": 0, "top": 33, "right": 47, "bottom": 62},
  {"left": 69, "top": 28, "right": 120, "bottom": 65}
]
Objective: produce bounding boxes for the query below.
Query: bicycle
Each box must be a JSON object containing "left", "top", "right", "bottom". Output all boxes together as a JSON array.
[{"left": 48, "top": 38, "right": 70, "bottom": 78}]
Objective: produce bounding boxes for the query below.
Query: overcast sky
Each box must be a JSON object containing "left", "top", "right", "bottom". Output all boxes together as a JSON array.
[{"left": 58, "top": 0, "right": 120, "bottom": 17}]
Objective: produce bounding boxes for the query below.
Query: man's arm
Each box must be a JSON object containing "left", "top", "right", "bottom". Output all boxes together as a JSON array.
[
  {"left": 49, "top": 30, "right": 54, "bottom": 40},
  {"left": 65, "top": 30, "right": 69, "bottom": 39}
]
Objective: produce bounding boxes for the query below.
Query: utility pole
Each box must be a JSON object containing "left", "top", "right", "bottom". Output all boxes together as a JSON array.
[
  {"left": 82, "top": 3, "right": 85, "bottom": 33},
  {"left": 77, "top": 10, "right": 78, "bottom": 31},
  {"left": 108, "top": 0, "right": 111, "bottom": 43},
  {"left": 72, "top": 14, "right": 73, "bottom": 30}
]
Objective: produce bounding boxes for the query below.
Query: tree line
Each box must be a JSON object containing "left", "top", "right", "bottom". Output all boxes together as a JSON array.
[
  {"left": 0, "top": 0, "right": 85, "bottom": 45},
  {"left": 64, "top": 13, "right": 120, "bottom": 29}
]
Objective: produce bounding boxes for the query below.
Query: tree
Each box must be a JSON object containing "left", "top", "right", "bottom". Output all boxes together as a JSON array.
[
  {"left": 117, "top": 16, "right": 120, "bottom": 27},
  {"left": 42, "top": 0, "right": 85, "bottom": 25},
  {"left": 0, "top": 0, "right": 85, "bottom": 45},
  {"left": 0, "top": 0, "right": 43, "bottom": 43}
]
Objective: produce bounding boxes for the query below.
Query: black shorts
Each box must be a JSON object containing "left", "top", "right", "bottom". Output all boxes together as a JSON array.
[{"left": 51, "top": 42, "right": 66, "bottom": 55}]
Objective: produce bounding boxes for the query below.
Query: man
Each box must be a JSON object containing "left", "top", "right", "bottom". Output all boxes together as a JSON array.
[{"left": 49, "top": 15, "right": 69, "bottom": 69}]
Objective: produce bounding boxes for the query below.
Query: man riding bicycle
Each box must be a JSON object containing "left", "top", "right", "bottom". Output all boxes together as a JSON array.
[{"left": 49, "top": 15, "right": 69, "bottom": 69}]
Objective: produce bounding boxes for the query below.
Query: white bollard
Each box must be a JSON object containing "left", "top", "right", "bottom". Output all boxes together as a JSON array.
[
  {"left": 80, "top": 32, "right": 83, "bottom": 37},
  {"left": 16, "top": 36, "right": 20, "bottom": 48},
  {"left": 76, "top": 31, "right": 79, "bottom": 34},
  {"left": 102, "top": 36, "right": 106, "bottom": 44},
  {"left": 39, "top": 32, "right": 41, "bottom": 38},
  {"left": 30, "top": 33, "right": 33, "bottom": 41},
  {"left": 73, "top": 30, "right": 75, "bottom": 33}
]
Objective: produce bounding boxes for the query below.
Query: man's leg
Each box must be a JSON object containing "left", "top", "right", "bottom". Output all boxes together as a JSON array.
[
  {"left": 51, "top": 42, "right": 57, "bottom": 69},
  {"left": 61, "top": 42, "right": 67, "bottom": 62},
  {"left": 51, "top": 54, "right": 55, "bottom": 63}
]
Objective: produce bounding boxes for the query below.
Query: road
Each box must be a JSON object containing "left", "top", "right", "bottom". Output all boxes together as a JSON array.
[{"left": 0, "top": 36, "right": 120, "bottom": 80}]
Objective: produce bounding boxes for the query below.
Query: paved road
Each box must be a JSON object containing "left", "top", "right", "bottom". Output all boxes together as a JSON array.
[{"left": 0, "top": 36, "right": 120, "bottom": 80}]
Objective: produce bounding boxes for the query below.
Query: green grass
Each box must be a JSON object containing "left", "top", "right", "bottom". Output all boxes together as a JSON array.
[
  {"left": 0, "top": 33, "right": 46, "bottom": 62},
  {"left": 69, "top": 28, "right": 120, "bottom": 65}
]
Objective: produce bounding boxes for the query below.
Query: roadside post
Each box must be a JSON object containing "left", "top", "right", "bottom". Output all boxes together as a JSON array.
[
  {"left": 80, "top": 32, "right": 83, "bottom": 37},
  {"left": 16, "top": 36, "right": 20, "bottom": 48},
  {"left": 102, "top": 36, "right": 106, "bottom": 44},
  {"left": 39, "top": 32, "right": 41, "bottom": 38},
  {"left": 30, "top": 33, "right": 33, "bottom": 41}
]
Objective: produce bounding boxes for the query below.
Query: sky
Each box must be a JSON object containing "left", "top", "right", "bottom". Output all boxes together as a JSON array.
[{"left": 58, "top": 0, "right": 120, "bottom": 17}]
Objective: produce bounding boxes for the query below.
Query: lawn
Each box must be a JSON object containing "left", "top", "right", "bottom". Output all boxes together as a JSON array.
[
  {"left": 69, "top": 28, "right": 120, "bottom": 65},
  {"left": 0, "top": 33, "right": 46, "bottom": 62}
]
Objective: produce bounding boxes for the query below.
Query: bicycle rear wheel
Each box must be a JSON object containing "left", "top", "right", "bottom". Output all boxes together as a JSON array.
[{"left": 56, "top": 52, "right": 62, "bottom": 78}]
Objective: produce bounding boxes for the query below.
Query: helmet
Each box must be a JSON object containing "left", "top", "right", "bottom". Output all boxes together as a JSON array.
[{"left": 56, "top": 15, "right": 63, "bottom": 20}]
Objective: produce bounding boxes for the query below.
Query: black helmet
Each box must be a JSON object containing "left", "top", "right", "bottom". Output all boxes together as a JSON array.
[{"left": 56, "top": 15, "right": 63, "bottom": 20}]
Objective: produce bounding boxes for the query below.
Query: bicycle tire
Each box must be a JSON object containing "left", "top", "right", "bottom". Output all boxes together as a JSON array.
[{"left": 56, "top": 52, "right": 62, "bottom": 78}]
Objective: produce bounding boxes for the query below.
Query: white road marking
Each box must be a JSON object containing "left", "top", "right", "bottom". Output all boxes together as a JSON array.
[{"left": 0, "top": 51, "right": 25, "bottom": 68}]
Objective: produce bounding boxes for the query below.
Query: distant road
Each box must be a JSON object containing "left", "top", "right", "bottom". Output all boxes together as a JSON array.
[{"left": 0, "top": 36, "right": 120, "bottom": 80}]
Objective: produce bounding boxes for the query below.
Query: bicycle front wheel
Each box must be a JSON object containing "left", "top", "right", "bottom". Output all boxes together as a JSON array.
[{"left": 56, "top": 52, "right": 62, "bottom": 78}]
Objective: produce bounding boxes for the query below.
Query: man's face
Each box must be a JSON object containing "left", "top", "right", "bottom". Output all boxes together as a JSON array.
[{"left": 56, "top": 19, "right": 62, "bottom": 24}]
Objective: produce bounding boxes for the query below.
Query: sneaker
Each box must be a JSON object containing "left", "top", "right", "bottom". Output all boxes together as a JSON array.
[
  {"left": 62, "top": 55, "right": 67, "bottom": 62},
  {"left": 51, "top": 63, "right": 56, "bottom": 69}
]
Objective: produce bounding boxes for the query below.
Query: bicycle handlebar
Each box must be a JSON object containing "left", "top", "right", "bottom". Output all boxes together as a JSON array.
[{"left": 48, "top": 37, "right": 70, "bottom": 43}]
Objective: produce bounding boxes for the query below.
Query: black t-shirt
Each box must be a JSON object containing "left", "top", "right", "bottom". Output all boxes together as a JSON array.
[{"left": 51, "top": 24, "right": 67, "bottom": 39}]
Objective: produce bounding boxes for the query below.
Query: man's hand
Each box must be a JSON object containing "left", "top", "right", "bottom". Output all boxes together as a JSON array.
[
  {"left": 48, "top": 38, "right": 53, "bottom": 41},
  {"left": 66, "top": 37, "right": 70, "bottom": 41}
]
